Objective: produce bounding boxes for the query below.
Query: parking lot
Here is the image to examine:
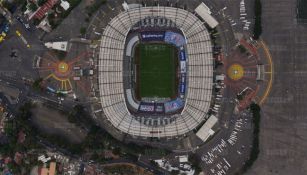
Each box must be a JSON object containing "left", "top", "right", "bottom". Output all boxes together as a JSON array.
[
  {"left": 219, "top": 0, "right": 254, "bottom": 34},
  {"left": 196, "top": 109, "right": 253, "bottom": 175},
  {"left": 245, "top": 0, "right": 307, "bottom": 175}
]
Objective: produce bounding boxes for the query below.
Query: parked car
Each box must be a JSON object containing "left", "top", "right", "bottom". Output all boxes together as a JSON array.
[{"left": 16, "top": 16, "right": 31, "bottom": 30}]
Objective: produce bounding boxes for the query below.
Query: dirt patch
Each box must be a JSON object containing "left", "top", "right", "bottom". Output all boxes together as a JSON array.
[{"left": 31, "top": 103, "right": 87, "bottom": 143}]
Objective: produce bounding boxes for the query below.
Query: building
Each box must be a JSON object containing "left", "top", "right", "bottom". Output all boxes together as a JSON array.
[
  {"left": 45, "top": 41, "right": 68, "bottom": 51},
  {"left": 196, "top": 115, "right": 218, "bottom": 142},
  {"left": 195, "top": 2, "right": 219, "bottom": 28},
  {"left": 37, "top": 17, "right": 52, "bottom": 32},
  {"left": 29, "top": 0, "right": 59, "bottom": 20},
  {"left": 38, "top": 155, "right": 51, "bottom": 164},
  {"left": 60, "top": 0, "right": 70, "bottom": 11},
  {"left": 178, "top": 155, "right": 188, "bottom": 163}
]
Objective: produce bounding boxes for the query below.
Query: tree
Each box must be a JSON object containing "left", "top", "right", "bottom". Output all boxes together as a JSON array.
[
  {"left": 253, "top": 0, "right": 262, "bottom": 40},
  {"left": 112, "top": 147, "right": 121, "bottom": 155},
  {"left": 2, "top": 1, "right": 14, "bottom": 12},
  {"left": 91, "top": 152, "right": 99, "bottom": 160},
  {"left": 171, "top": 170, "right": 180, "bottom": 175},
  {"left": 18, "top": 102, "right": 33, "bottom": 121},
  {"left": 67, "top": 113, "right": 77, "bottom": 123},
  {"left": 37, "top": 0, "right": 47, "bottom": 6},
  {"left": 188, "top": 154, "right": 202, "bottom": 174},
  {"left": 54, "top": 50, "right": 67, "bottom": 60},
  {"left": 239, "top": 103, "right": 261, "bottom": 173},
  {"left": 238, "top": 45, "right": 247, "bottom": 54},
  {"left": 7, "top": 162, "right": 21, "bottom": 174},
  {"left": 32, "top": 78, "right": 43, "bottom": 91},
  {"left": 33, "top": 18, "right": 41, "bottom": 26},
  {"left": 86, "top": 0, "right": 107, "bottom": 17},
  {"left": 28, "top": 2, "right": 38, "bottom": 12},
  {"left": 67, "top": 105, "right": 84, "bottom": 124},
  {"left": 80, "top": 27, "right": 86, "bottom": 35},
  {"left": 56, "top": 92, "right": 66, "bottom": 97}
]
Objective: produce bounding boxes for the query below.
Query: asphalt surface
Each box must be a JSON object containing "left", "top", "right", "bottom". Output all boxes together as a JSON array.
[{"left": 246, "top": 0, "right": 307, "bottom": 174}]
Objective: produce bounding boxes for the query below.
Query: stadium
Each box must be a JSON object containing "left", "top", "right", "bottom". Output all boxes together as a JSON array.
[{"left": 98, "top": 3, "right": 217, "bottom": 139}]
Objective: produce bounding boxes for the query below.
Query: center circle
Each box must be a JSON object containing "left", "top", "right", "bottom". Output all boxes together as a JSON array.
[
  {"left": 227, "top": 63, "right": 244, "bottom": 81},
  {"left": 58, "top": 62, "right": 69, "bottom": 73}
]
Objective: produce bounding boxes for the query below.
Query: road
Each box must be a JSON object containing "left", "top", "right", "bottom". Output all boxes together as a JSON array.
[{"left": 0, "top": 11, "right": 47, "bottom": 82}]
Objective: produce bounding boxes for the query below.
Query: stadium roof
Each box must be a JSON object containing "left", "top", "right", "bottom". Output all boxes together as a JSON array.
[{"left": 98, "top": 6, "right": 214, "bottom": 138}]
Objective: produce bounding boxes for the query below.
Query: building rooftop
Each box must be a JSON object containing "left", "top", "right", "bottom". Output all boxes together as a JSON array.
[
  {"left": 29, "top": 0, "right": 59, "bottom": 20},
  {"left": 45, "top": 41, "right": 68, "bottom": 51},
  {"left": 60, "top": 0, "right": 70, "bottom": 11}
]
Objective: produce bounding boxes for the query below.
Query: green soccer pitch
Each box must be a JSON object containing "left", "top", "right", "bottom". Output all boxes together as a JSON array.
[{"left": 135, "top": 43, "right": 177, "bottom": 98}]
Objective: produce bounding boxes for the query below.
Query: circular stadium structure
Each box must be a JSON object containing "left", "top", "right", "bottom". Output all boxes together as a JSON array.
[{"left": 98, "top": 6, "right": 214, "bottom": 138}]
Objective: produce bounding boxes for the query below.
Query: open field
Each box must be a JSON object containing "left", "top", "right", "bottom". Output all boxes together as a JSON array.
[{"left": 135, "top": 43, "right": 177, "bottom": 98}]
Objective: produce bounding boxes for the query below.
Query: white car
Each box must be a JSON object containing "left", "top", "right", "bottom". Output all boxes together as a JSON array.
[{"left": 24, "top": 23, "right": 30, "bottom": 29}]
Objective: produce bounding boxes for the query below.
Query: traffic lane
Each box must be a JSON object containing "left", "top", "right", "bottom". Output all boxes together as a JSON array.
[
  {"left": 216, "top": 88, "right": 236, "bottom": 128},
  {"left": 11, "top": 11, "right": 42, "bottom": 37},
  {"left": 11, "top": 21, "right": 46, "bottom": 49},
  {"left": 0, "top": 19, "right": 47, "bottom": 77},
  {"left": 0, "top": 75, "right": 28, "bottom": 91}
]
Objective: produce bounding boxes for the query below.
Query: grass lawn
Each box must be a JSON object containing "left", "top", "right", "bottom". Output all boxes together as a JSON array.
[{"left": 136, "top": 43, "right": 176, "bottom": 98}]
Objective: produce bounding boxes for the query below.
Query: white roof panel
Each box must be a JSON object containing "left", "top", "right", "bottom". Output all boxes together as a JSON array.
[
  {"left": 196, "top": 115, "right": 218, "bottom": 142},
  {"left": 195, "top": 3, "right": 219, "bottom": 28}
]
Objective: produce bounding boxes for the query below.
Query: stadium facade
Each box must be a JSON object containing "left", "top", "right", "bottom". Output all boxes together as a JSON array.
[{"left": 98, "top": 5, "right": 214, "bottom": 138}]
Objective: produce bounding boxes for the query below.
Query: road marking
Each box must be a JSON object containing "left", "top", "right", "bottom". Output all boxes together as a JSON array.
[
  {"left": 16, "top": 30, "right": 31, "bottom": 48},
  {"left": 259, "top": 40, "right": 273, "bottom": 105},
  {"left": 61, "top": 80, "right": 64, "bottom": 90},
  {"left": 68, "top": 79, "right": 72, "bottom": 90},
  {"left": 44, "top": 73, "right": 53, "bottom": 80}
]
